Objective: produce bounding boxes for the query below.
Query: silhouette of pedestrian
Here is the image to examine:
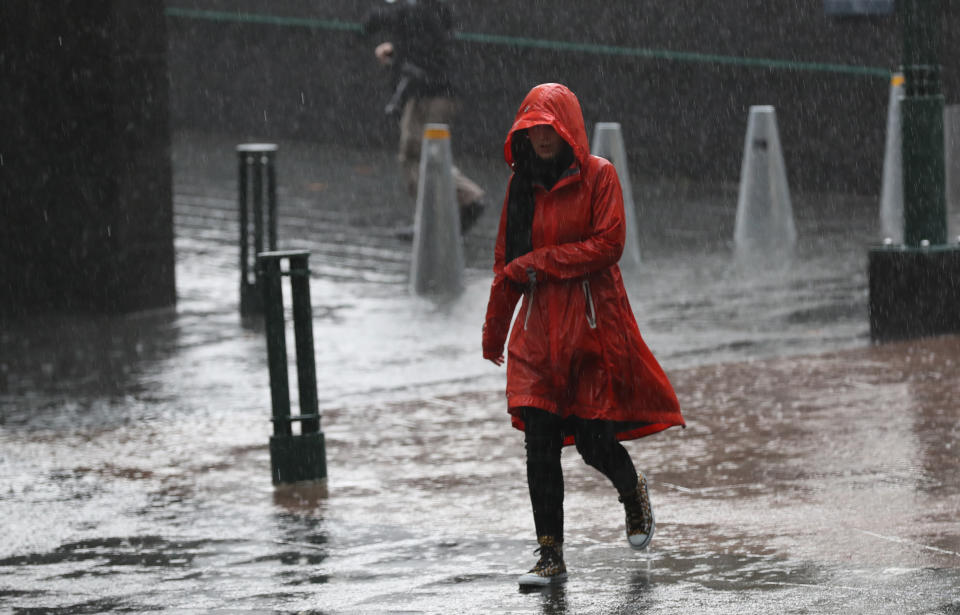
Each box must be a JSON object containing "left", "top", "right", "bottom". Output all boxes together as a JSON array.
[{"left": 362, "top": 0, "right": 486, "bottom": 238}]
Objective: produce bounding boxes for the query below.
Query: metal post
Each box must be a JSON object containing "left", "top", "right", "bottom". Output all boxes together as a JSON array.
[
  {"left": 261, "top": 254, "right": 292, "bottom": 436},
  {"left": 267, "top": 154, "right": 278, "bottom": 255},
  {"left": 237, "top": 143, "right": 279, "bottom": 316},
  {"left": 253, "top": 152, "right": 264, "bottom": 258},
  {"left": 289, "top": 252, "right": 320, "bottom": 434},
  {"left": 238, "top": 152, "right": 250, "bottom": 307},
  {"left": 900, "top": 0, "right": 947, "bottom": 246},
  {"left": 257, "top": 250, "right": 327, "bottom": 485}
]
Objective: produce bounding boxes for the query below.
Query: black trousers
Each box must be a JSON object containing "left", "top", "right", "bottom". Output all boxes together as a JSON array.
[{"left": 523, "top": 406, "right": 639, "bottom": 541}]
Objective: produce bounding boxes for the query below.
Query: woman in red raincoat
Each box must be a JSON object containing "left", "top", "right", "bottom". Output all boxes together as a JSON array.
[{"left": 482, "top": 83, "right": 685, "bottom": 586}]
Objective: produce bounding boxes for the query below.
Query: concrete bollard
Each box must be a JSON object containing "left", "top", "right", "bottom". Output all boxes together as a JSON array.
[
  {"left": 734, "top": 106, "right": 797, "bottom": 258},
  {"left": 880, "top": 73, "right": 905, "bottom": 243},
  {"left": 409, "top": 123, "right": 465, "bottom": 297},
  {"left": 237, "top": 143, "right": 279, "bottom": 316},
  {"left": 591, "top": 122, "right": 642, "bottom": 271},
  {"left": 257, "top": 250, "right": 327, "bottom": 485}
]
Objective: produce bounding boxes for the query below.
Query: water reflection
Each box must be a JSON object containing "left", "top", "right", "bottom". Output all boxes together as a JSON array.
[
  {"left": 271, "top": 482, "right": 331, "bottom": 591},
  {"left": 902, "top": 337, "right": 960, "bottom": 497},
  {"left": 622, "top": 574, "right": 655, "bottom": 614},
  {"left": 0, "top": 308, "right": 180, "bottom": 402},
  {"left": 519, "top": 582, "right": 567, "bottom": 614},
  {"left": 273, "top": 481, "right": 329, "bottom": 512}
]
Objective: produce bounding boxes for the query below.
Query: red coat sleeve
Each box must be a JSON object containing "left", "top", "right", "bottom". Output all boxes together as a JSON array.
[
  {"left": 507, "top": 161, "right": 625, "bottom": 281},
  {"left": 483, "top": 181, "right": 522, "bottom": 359}
]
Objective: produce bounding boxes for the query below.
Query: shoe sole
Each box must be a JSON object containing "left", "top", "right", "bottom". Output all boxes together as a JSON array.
[
  {"left": 518, "top": 571, "right": 568, "bottom": 587},
  {"left": 628, "top": 516, "right": 655, "bottom": 550}
]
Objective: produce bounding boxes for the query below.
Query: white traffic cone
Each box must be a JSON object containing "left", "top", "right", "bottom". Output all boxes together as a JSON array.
[
  {"left": 410, "top": 123, "right": 465, "bottom": 297},
  {"left": 734, "top": 105, "right": 797, "bottom": 259},
  {"left": 880, "top": 72, "right": 905, "bottom": 244},
  {"left": 591, "top": 122, "right": 642, "bottom": 271}
]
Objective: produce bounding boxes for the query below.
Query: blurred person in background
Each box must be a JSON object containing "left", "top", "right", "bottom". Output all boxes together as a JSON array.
[{"left": 362, "top": 0, "right": 486, "bottom": 239}]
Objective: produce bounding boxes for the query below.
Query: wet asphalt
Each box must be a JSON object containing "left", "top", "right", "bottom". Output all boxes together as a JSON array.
[{"left": 1, "top": 130, "right": 959, "bottom": 614}]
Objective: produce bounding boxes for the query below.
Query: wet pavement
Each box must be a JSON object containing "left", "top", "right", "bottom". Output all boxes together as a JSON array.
[{"left": 1, "top": 130, "right": 959, "bottom": 614}]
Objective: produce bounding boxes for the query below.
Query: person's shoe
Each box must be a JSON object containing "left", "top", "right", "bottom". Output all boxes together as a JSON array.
[
  {"left": 619, "top": 472, "right": 655, "bottom": 550},
  {"left": 393, "top": 224, "right": 415, "bottom": 241},
  {"left": 459, "top": 200, "right": 486, "bottom": 235},
  {"left": 517, "top": 536, "right": 567, "bottom": 587}
]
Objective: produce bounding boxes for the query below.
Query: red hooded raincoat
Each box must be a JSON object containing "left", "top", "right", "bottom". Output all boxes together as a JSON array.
[{"left": 482, "top": 83, "right": 685, "bottom": 444}]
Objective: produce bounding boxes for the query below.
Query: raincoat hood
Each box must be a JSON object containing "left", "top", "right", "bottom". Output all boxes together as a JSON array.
[{"left": 504, "top": 83, "right": 590, "bottom": 169}]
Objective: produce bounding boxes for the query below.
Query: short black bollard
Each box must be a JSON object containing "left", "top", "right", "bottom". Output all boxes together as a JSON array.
[
  {"left": 257, "top": 250, "right": 327, "bottom": 485},
  {"left": 238, "top": 143, "right": 279, "bottom": 316}
]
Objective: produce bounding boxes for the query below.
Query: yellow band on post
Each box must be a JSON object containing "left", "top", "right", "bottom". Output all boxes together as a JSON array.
[
  {"left": 892, "top": 74, "right": 905, "bottom": 87},
  {"left": 423, "top": 127, "right": 450, "bottom": 140}
]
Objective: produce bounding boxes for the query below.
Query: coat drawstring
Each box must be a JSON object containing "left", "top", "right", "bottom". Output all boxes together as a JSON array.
[{"left": 523, "top": 268, "right": 537, "bottom": 331}]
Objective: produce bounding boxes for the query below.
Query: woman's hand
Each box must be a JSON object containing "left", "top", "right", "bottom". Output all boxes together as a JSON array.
[
  {"left": 487, "top": 354, "right": 505, "bottom": 366},
  {"left": 503, "top": 258, "right": 534, "bottom": 284}
]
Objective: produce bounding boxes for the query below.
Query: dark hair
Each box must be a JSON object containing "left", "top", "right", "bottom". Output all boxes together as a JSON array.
[{"left": 505, "top": 130, "right": 574, "bottom": 263}]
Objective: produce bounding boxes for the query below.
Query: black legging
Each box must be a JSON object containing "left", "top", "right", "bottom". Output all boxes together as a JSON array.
[{"left": 523, "top": 406, "right": 639, "bottom": 541}]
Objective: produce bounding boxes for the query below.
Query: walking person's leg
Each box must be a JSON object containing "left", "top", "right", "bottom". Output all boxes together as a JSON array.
[
  {"left": 518, "top": 406, "right": 567, "bottom": 586},
  {"left": 574, "top": 419, "right": 655, "bottom": 550},
  {"left": 398, "top": 97, "right": 485, "bottom": 234},
  {"left": 398, "top": 97, "right": 428, "bottom": 199}
]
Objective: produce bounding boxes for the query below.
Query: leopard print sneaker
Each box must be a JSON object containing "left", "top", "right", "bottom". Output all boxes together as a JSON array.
[
  {"left": 619, "top": 472, "right": 655, "bottom": 550},
  {"left": 517, "top": 535, "right": 568, "bottom": 586}
]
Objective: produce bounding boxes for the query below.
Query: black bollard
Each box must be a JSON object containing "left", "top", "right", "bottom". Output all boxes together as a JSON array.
[
  {"left": 238, "top": 143, "right": 279, "bottom": 316},
  {"left": 867, "top": 0, "right": 960, "bottom": 341},
  {"left": 257, "top": 250, "right": 327, "bottom": 485}
]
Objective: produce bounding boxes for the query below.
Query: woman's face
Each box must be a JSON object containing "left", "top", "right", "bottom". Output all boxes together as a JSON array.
[{"left": 527, "top": 124, "right": 565, "bottom": 160}]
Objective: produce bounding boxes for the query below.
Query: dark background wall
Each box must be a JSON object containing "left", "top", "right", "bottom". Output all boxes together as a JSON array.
[
  {"left": 1, "top": 1, "right": 175, "bottom": 317},
  {"left": 165, "top": 0, "right": 959, "bottom": 195}
]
